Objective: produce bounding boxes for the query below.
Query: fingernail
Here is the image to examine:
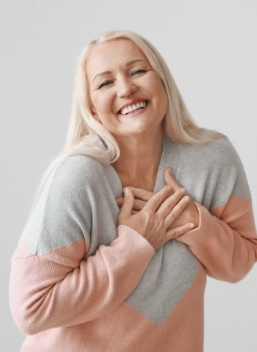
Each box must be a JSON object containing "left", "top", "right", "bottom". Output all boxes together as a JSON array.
[
  {"left": 189, "top": 223, "right": 195, "bottom": 229},
  {"left": 168, "top": 167, "right": 172, "bottom": 174},
  {"left": 123, "top": 188, "right": 129, "bottom": 197}
]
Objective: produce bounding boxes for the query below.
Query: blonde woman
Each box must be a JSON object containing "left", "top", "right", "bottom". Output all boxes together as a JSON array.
[{"left": 10, "top": 31, "right": 257, "bottom": 352}]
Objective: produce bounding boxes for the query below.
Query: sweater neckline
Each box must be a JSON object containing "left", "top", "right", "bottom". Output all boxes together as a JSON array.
[{"left": 154, "top": 134, "right": 178, "bottom": 192}]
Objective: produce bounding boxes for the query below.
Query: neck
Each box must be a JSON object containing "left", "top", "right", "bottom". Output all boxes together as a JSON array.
[{"left": 112, "top": 127, "right": 163, "bottom": 189}]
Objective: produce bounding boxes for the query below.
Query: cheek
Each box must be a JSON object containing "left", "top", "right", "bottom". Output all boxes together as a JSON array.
[
  {"left": 159, "top": 80, "right": 168, "bottom": 105},
  {"left": 91, "top": 93, "right": 113, "bottom": 114},
  {"left": 149, "top": 76, "right": 167, "bottom": 102},
  {"left": 155, "top": 81, "right": 168, "bottom": 113},
  {"left": 162, "top": 89, "right": 168, "bottom": 112},
  {"left": 89, "top": 95, "right": 106, "bottom": 122},
  {"left": 91, "top": 101, "right": 115, "bottom": 127}
]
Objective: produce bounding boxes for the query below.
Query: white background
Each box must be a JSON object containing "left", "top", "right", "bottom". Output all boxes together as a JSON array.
[{"left": 1, "top": 1, "right": 256, "bottom": 351}]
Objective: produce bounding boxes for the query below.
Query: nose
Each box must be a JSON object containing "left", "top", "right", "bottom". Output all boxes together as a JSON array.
[{"left": 116, "top": 76, "right": 138, "bottom": 98}]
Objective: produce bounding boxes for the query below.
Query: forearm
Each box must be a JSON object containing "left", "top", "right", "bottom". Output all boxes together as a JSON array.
[
  {"left": 10, "top": 226, "right": 154, "bottom": 335},
  {"left": 178, "top": 200, "right": 257, "bottom": 282}
]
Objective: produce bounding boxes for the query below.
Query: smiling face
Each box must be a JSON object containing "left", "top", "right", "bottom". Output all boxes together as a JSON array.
[{"left": 86, "top": 39, "right": 168, "bottom": 140}]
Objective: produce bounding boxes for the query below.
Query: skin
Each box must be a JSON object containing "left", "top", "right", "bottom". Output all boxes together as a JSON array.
[
  {"left": 86, "top": 39, "right": 199, "bottom": 251},
  {"left": 86, "top": 39, "right": 166, "bottom": 191},
  {"left": 117, "top": 167, "right": 200, "bottom": 231}
]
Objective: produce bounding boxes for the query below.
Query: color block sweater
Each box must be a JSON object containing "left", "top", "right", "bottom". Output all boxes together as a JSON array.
[{"left": 10, "top": 132, "right": 257, "bottom": 352}]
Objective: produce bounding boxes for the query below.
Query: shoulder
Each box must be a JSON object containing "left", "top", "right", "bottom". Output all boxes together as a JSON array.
[
  {"left": 38, "top": 154, "right": 105, "bottom": 212},
  {"left": 198, "top": 132, "right": 249, "bottom": 197},
  {"left": 54, "top": 155, "right": 104, "bottom": 183},
  {"left": 166, "top": 130, "right": 251, "bottom": 206},
  {"left": 199, "top": 129, "right": 240, "bottom": 163},
  {"left": 47, "top": 154, "right": 106, "bottom": 196},
  {"left": 176, "top": 129, "right": 242, "bottom": 172},
  {"left": 23, "top": 155, "right": 105, "bottom": 254},
  {"left": 31, "top": 155, "right": 106, "bottom": 216}
]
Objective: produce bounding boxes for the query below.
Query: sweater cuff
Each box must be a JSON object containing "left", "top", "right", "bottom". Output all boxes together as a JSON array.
[
  {"left": 177, "top": 202, "right": 212, "bottom": 250},
  {"left": 113, "top": 225, "right": 155, "bottom": 275}
]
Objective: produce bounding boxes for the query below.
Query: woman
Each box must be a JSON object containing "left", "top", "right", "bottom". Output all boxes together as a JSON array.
[{"left": 10, "top": 31, "right": 257, "bottom": 352}]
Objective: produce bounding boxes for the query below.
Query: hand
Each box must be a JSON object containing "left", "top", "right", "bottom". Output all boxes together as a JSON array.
[
  {"left": 163, "top": 167, "right": 199, "bottom": 229},
  {"left": 117, "top": 167, "right": 199, "bottom": 230},
  {"left": 118, "top": 184, "right": 195, "bottom": 251}
]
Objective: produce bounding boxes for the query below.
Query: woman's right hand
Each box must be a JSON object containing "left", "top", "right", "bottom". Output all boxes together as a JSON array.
[{"left": 118, "top": 185, "right": 195, "bottom": 251}]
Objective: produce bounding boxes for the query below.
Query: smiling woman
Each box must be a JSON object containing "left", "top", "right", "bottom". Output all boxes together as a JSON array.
[
  {"left": 10, "top": 30, "right": 257, "bottom": 352},
  {"left": 86, "top": 39, "right": 170, "bottom": 190}
]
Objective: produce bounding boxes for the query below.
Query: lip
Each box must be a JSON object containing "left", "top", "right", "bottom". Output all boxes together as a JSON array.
[
  {"left": 119, "top": 101, "right": 149, "bottom": 118},
  {"left": 117, "top": 98, "right": 148, "bottom": 114}
]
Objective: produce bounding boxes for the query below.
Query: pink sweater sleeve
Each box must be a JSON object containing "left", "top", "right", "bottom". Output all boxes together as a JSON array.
[
  {"left": 178, "top": 196, "right": 257, "bottom": 282},
  {"left": 10, "top": 225, "right": 154, "bottom": 335}
]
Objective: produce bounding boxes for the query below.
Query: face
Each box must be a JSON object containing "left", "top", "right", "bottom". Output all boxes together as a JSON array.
[{"left": 86, "top": 39, "right": 168, "bottom": 139}]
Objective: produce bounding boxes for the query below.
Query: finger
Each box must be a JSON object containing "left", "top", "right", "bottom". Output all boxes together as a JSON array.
[
  {"left": 133, "top": 199, "right": 147, "bottom": 211},
  {"left": 118, "top": 188, "right": 134, "bottom": 223},
  {"left": 164, "top": 195, "right": 191, "bottom": 228},
  {"left": 127, "top": 187, "right": 153, "bottom": 202},
  {"left": 117, "top": 197, "right": 147, "bottom": 211},
  {"left": 164, "top": 167, "right": 181, "bottom": 193},
  {"left": 116, "top": 198, "right": 123, "bottom": 206},
  {"left": 157, "top": 188, "right": 187, "bottom": 218},
  {"left": 166, "top": 222, "right": 195, "bottom": 240},
  {"left": 144, "top": 185, "right": 171, "bottom": 212}
]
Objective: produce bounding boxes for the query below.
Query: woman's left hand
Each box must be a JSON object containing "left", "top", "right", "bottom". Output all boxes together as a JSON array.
[{"left": 117, "top": 167, "right": 199, "bottom": 229}]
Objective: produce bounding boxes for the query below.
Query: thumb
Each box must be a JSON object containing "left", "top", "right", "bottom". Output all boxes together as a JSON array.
[
  {"left": 118, "top": 188, "right": 134, "bottom": 223},
  {"left": 164, "top": 167, "right": 181, "bottom": 192}
]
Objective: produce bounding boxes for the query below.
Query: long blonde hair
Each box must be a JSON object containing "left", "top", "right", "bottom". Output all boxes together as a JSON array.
[{"left": 37, "top": 30, "right": 224, "bottom": 194}]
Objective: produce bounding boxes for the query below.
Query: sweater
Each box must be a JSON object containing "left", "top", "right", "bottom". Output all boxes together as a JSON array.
[{"left": 10, "top": 132, "right": 257, "bottom": 352}]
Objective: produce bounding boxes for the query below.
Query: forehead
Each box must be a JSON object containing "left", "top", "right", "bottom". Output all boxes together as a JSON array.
[{"left": 86, "top": 39, "right": 148, "bottom": 78}]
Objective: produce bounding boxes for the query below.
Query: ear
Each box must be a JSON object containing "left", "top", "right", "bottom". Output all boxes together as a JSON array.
[{"left": 93, "top": 112, "right": 102, "bottom": 123}]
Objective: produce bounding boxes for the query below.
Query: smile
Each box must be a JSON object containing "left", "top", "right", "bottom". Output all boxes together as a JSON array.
[{"left": 119, "top": 100, "right": 147, "bottom": 115}]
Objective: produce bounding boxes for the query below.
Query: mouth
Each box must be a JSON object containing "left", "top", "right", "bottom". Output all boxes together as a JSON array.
[{"left": 119, "top": 100, "right": 148, "bottom": 115}]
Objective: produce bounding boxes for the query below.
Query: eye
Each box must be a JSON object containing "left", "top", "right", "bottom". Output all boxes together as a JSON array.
[
  {"left": 98, "top": 80, "right": 113, "bottom": 89},
  {"left": 131, "top": 69, "right": 147, "bottom": 76}
]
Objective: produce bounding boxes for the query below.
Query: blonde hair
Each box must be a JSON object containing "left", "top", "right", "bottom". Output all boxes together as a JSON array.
[{"left": 36, "top": 30, "right": 224, "bottom": 194}]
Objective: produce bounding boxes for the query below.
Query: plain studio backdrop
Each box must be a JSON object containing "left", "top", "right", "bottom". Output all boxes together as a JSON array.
[{"left": 1, "top": 1, "right": 256, "bottom": 351}]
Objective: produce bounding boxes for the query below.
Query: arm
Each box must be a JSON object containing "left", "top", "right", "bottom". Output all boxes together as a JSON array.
[
  {"left": 10, "top": 156, "right": 155, "bottom": 335},
  {"left": 178, "top": 195, "right": 257, "bottom": 282},
  {"left": 176, "top": 139, "right": 257, "bottom": 282},
  {"left": 10, "top": 156, "right": 192, "bottom": 335},
  {"left": 10, "top": 226, "right": 154, "bottom": 335},
  {"left": 119, "top": 161, "right": 257, "bottom": 283}
]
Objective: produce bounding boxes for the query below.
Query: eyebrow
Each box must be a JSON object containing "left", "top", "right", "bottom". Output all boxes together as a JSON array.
[
  {"left": 93, "top": 59, "right": 147, "bottom": 82},
  {"left": 93, "top": 71, "right": 111, "bottom": 82},
  {"left": 126, "top": 59, "right": 146, "bottom": 66}
]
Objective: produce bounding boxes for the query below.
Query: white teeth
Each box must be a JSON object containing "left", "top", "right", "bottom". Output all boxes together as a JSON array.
[{"left": 120, "top": 101, "right": 146, "bottom": 115}]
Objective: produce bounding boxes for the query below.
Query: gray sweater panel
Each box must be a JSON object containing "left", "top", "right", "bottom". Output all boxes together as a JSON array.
[{"left": 22, "top": 132, "right": 251, "bottom": 326}]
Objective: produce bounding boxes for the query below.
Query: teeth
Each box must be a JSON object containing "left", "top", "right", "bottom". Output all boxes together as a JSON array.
[{"left": 120, "top": 101, "right": 146, "bottom": 115}]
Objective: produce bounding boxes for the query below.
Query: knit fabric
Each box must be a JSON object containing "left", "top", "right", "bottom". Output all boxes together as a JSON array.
[{"left": 10, "top": 131, "right": 257, "bottom": 352}]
